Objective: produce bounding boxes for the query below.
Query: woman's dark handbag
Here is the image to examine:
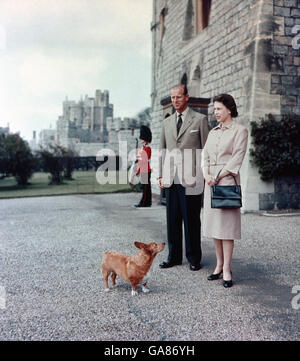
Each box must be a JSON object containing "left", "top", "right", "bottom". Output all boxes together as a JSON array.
[{"left": 211, "top": 170, "right": 242, "bottom": 209}]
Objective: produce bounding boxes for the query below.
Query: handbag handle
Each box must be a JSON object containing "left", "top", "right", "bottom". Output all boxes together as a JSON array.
[
  {"left": 215, "top": 169, "right": 238, "bottom": 185},
  {"left": 213, "top": 169, "right": 240, "bottom": 193},
  {"left": 212, "top": 168, "right": 239, "bottom": 192}
]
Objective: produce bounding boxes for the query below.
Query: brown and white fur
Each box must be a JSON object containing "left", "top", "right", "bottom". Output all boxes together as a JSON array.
[{"left": 101, "top": 241, "right": 165, "bottom": 296}]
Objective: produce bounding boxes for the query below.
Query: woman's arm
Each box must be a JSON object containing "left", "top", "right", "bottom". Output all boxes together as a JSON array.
[
  {"left": 216, "top": 169, "right": 231, "bottom": 182},
  {"left": 223, "top": 127, "right": 248, "bottom": 176},
  {"left": 201, "top": 145, "right": 215, "bottom": 186},
  {"left": 215, "top": 127, "right": 248, "bottom": 184}
]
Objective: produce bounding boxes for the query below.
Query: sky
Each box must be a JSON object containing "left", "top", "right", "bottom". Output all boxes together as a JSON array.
[{"left": 0, "top": 0, "right": 152, "bottom": 141}]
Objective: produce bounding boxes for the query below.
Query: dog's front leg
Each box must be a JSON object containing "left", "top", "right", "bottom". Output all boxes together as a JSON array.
[
  {"left": 111, "top": 272, "right": 117, "bottom": 288},
  {"left": 142, "top": 280, "right": 150, "bottom": 293},
  {"left": 131, "top": 282, "right": 138, "bottom": 296},
  {"left": 142, "top": 270, "right": 151, "bottom": 293}
]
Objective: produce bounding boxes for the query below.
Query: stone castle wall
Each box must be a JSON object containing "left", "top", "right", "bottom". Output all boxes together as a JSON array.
[{"left": 150, "top": 0, "right": 300, "bottom": 210}]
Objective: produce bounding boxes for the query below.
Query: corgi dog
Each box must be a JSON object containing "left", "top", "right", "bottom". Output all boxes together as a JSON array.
[{"left": 101, "top": 241, "right": 165, "bottom": 296}]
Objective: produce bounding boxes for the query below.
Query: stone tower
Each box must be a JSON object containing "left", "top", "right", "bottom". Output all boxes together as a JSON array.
[{"left": 56, "top": 89, "right": 113, "bottom": 147}]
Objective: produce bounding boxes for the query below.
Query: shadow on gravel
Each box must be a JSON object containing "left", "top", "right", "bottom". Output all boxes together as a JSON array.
[{"left": 232, "top": 260, "right": 300, "bottom": 339}]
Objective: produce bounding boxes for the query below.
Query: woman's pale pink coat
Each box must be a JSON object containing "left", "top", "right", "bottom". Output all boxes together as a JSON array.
[{"left": 201, "top": 121, "right": 248, "bottom": 240}]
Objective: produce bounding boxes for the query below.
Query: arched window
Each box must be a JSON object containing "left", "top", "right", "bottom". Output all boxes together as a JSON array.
[
  {"left": 196, "top": 0, "right": 211, "bottom": 33},
  {"left": 183, "top": 0, "right": 194, "bottom": 41},
  {"left": 190, "top": 65, "right": 201, "bottom": 97},
  {"left": 192, "top": 65, "right": 201, "bottom": 81},
  {"left": 159, "top": 7, "right": 167, "bottom": 41},
  {"left": 181, "top": 73, "right": 188, "bottom": 87}
]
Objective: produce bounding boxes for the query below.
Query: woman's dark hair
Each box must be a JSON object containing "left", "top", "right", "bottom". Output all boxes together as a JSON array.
[{"left": 213, "top": 94, "right": 238, "bottom": 118}]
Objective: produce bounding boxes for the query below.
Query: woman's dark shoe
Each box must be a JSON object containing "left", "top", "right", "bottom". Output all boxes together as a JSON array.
[
  {"left": 223, "top": 271, "right": 233, "bottom": 288},
  {"left": 223, "top": 279, "right": 233, "bottom": 288},
  {"left": 207, "top": 271, "right": 222, "bottom": 281}
]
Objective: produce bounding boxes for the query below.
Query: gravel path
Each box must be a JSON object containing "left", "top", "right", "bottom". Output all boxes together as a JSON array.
[{"left": 0, "top": 193, "right": 299, "bottom": 340}]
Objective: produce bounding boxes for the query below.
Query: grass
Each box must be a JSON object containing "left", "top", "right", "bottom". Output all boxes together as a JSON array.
[{"left": 0, "top": 171, "right": 137, "bottom": 199}]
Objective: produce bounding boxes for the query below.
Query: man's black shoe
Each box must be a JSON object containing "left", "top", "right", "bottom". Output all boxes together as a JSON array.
[
  {"left": 190, "top": 264, "right": 202, "bottom": 271},
  {"left": 159, "top": 261, "right": 182, "bottom": 269}
]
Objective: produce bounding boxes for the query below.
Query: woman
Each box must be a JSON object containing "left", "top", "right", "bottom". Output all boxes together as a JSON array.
[{"left": 202, "top": 94, "right": 248, "bottom": 288}]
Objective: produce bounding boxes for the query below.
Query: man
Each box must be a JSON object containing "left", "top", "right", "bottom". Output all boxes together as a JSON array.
[{"left": 158, "top": 84, "right": 209, "bottom": 271}]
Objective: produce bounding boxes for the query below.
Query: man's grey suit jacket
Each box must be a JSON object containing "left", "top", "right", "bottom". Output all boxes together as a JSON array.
[{"left": 159, "top": 107, "right": 209, "bottom": 193}]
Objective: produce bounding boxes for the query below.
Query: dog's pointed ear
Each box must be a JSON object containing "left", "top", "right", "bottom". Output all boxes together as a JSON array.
[{"left": 135, "top": 242, "right": 148, "bottom": 250}]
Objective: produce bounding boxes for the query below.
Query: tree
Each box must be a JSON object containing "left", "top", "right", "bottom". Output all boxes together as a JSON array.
[
  {"left": 38, "top": 145, "right": 64, "bottom": 184},
  {"left": 3, "top": 134, "right": 37, "bottom": 185},
  {"left": 0, "top": 134, "right": 9, "bottom": 178},
  {"left": 38, "top": 144, "right": 77, "bottom": 184},
  {"left": 250, "top": 113, "right": 300, "bottom": 181},
  {"left": 60, "top": 146, "right": 77, "bottom": 180}
]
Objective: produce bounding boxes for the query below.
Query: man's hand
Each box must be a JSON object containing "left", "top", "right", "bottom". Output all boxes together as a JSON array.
[{"left": 158, "top": 177, "right": 164, "bottom": 189}]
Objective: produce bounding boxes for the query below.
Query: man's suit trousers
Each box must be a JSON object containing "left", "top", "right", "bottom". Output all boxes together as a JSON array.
[{"left": 165, "top": 182, "right": 202, "bottom": 265}]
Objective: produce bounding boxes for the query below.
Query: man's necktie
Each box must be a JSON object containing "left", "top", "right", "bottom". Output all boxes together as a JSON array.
[{"left": 177, "top": 114, "right": 183, "bottom": 135}]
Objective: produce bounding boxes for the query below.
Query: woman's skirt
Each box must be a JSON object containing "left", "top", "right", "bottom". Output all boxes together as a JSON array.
[{"left": 202, "top": 165, "right": 242, "bottom": 240}]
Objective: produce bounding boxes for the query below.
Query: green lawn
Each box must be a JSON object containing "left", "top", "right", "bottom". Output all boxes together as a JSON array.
[{"left": 0, "top": 171, "right": 136, "bottom": 199}]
